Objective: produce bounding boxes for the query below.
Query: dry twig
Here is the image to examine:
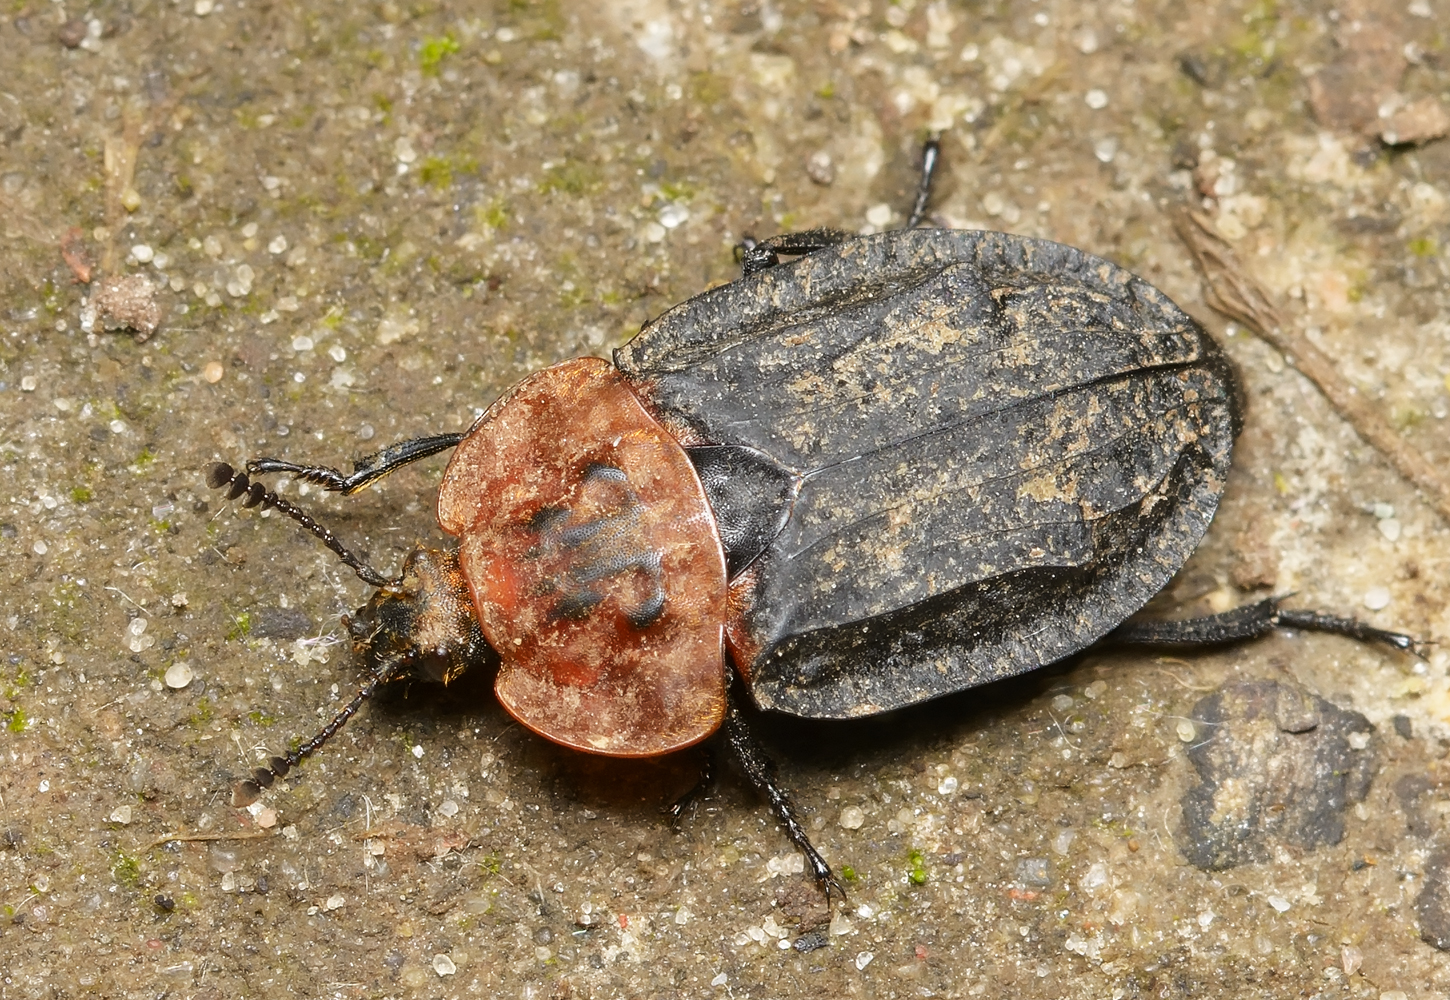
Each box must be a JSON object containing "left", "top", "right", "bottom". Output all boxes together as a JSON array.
[{"left": 1174, "top": 209, "right": 1450, "bottom": 525}]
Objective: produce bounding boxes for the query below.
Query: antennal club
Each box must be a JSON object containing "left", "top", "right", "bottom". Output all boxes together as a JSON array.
[{"left": 204, "top": 462, "right": 391, "bottom": 587}]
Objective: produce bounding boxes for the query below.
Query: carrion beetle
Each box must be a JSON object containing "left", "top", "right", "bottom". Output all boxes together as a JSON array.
[{"left": 206, "top": 141, "right": 1415, "bottom": 899}]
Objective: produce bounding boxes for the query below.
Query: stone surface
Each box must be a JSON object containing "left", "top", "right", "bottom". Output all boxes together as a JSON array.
[{"left": 1180, "top": 679, "right": 1374, "bottom": 870}]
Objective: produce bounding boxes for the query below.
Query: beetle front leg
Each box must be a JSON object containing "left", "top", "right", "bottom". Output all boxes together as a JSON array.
[
  {"left": 723, "top": 682, "right": 846, "bottom": 903},
  {"left": 248, "top": 432, "right": 465, "bottom": 496},
  {"left": 664, "top": 743, "right": 716, "bottom": 827}
]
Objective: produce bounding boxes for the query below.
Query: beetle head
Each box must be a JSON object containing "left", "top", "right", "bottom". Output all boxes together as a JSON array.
[{"left": 344, "top": 546, "right": 493, "bottom": 686}]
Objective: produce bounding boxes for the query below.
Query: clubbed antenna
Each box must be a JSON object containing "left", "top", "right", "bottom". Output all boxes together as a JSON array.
[
  {"left": 231, "top": 652, "right": 415, "bottom": 807},
  {"left": 204, "top": 462, "right": 391, "bottom": 587}
]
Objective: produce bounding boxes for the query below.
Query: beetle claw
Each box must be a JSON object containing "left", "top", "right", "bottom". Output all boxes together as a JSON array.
[{"left": 819, "top": 871, "right": 848, "bottom": 906}]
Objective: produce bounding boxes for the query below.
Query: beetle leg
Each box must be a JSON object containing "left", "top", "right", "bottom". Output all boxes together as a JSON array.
[
  {"left": 204, "top": 463, "right": 392, "bottom": 587},
  {"left": 739, "top": 228, "right": 854, "bottom": 277},
  {"left": 664, "top": 743, "right": 716, "bottom": 828},
  {"left": 723, "top": 686, "right": 847, "bottom": 904},
  {"left": 1111, "top": 596, "right": 1424, "bottom": 657},
  {"left": 737, "top": 138, "right": 941, "bottom": 277},
  {"left": 247, "top": 432, "right": 465, "bottom": 496},
  {"left": 904, "top": 136, "right": 942, "bottom": 230}
]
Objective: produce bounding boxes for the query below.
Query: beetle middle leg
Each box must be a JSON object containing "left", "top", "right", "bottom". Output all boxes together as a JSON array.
[
  {"left": 723, "top": 675, "right": 846, "bottom": 903},
  {"left": 738, "top": 136, "right": 943, "bottom": 277},
  {"left": 739, "top": 228, "right": 855, "bottom": 277},
  {"left": 1111, "top": 596, "right": 1424, "bottom": 656}
]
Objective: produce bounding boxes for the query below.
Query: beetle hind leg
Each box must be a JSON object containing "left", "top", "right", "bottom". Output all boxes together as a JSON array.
[{"left": 1111, "top": 596, "right": 1423, "bottom": 656}]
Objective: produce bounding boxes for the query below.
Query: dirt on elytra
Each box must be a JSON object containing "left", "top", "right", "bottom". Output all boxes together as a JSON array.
[{"left": 1, "top": 0, "right": 1449, "bottom": 997}]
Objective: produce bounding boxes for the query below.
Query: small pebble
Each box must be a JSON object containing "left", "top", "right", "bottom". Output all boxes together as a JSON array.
[
  {"left": 194, "top": 0, "right": 214, "bottom": 15},
  {"left": 1176, "top": 718, "right": 1197, "bottom": 742},
  {"left": 203, "top": 361, "right": 224, "bottom": 383},
  {"left": 110, "top": 805, "right": 133, "bottom": 825},
  {"left": 1377, "top": 518, "right": 1401, "bottom": 542},
  {"left": 865, "top": 203, "right": 893, "bottom": 227},
  {"left": 268, "top": 236, "right": 288, "bottom": 254},
  {"left": 131, "top": 244, "right": 154, "bottom": 263},
  {"left": 1363, "top": 586, "right": 1391, "bottom": 611},
  {"left": 658, "top": 203, "right": 689, "bottom": 229},
  {"left": 1094, "top": 137, "right": 1119, "bottom": 163},
  {"left": 855, "top": 951, "right": 874, "bottom": 971},
  {"left": 1084, "top": 89, "right": 1108, "bottom": 109},
  {"left": 164, "top": 662, "right": 194, "bottom": 689},
  {"left": 432, "top": 954, "right": 456, "bottom": 976},
  {"left": 838, "top": 805, "right": 865, "bottom": 830},
  {"left": 1266, "top": 895, "right": 1291, "bottom": 913},
  {"left": 325, "top": 894, "right": 344, "bottom": 911},
  {"left": 937, "top": 775, "right": 958, "bottom": 795},
  {"left": 437, "top": 799, "right": 460, "bottom": 818},
  {"left": 20, "top": 375, "right": 37, "bottom": 391},
  {"left": 806, "top": 150, "right": 835, "bottom": 185}
]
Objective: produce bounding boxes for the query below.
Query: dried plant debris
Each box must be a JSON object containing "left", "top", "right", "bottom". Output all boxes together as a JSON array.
[
  {"left": 1180, "top": 679, "right": 1375, "bottom": 871},
  {"left": 1175, "top": 209, "right": 1450, "bottom": 527},
  {"left": 59, "top": 228, "right": 93, "bottom": 284},
  {"left": 81, "top": 274, "right": 161, "bottom": 342}
]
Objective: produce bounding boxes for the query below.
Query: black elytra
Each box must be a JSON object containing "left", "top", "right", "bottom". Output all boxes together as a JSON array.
[{"left": 206, "top": 139, "right": 1418, "bottom": 903}]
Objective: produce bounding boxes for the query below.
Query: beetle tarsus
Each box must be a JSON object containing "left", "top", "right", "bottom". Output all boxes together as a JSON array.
[
  {"left": 1111, "top": 595, "right": 1424, "bottom": 656},
  {"left": 723, "top": 686, "right": 845, "bottom": 903},
  {"left": 905, "top": 135, "right": 942, "bottom": 230},
  {"left": 1273, "top": 607, "right": 1427, "bottom": 658},
  {"left": 248, "top": 432, "right": 464, "bottom": 496}
]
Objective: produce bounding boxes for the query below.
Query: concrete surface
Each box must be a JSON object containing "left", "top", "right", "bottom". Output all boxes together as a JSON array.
[{"left": 1, "top": 0, "right": 1448, "bottom": 997}]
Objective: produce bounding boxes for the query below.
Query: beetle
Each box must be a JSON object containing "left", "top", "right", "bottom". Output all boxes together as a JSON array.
[{"left": 205, "top": 141, "right": 1415, "bottom": 899}]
